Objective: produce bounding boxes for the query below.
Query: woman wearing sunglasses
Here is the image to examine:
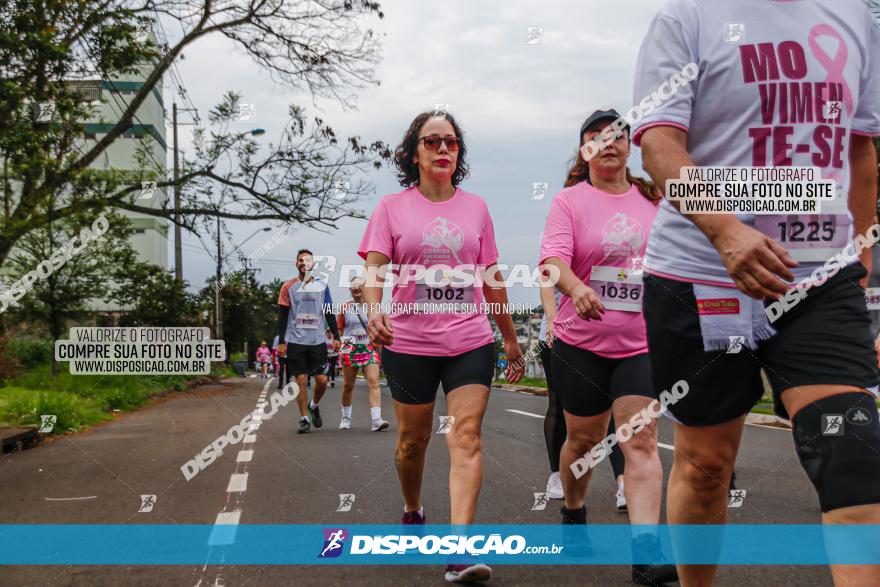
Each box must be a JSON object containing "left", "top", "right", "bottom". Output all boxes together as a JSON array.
[
  {"left": 539, "top": 109, "right": 677, "bottom": 585},
  {"left": 337, "top": 275, "right": 389, "bottom": 431},
  {"left": 359, "top": 110, "right": 524, "bottom": 584}
]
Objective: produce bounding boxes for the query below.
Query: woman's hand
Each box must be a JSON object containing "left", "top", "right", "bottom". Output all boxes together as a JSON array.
[
  {"left": 571, "top": 282, "right": 605, "bottom": 321},
  {"left": 504, "top": 339, "right": 525, "bottom": 384},
  {"left": 368, "top": 312, "right": 394, "bottom": 346}
]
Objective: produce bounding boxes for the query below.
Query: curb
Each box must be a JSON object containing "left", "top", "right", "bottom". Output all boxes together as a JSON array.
[
  {"left": 0, "top": 426, "right": 40, "bottom": 453},
  {"left": 745, "top": 412, "right": 791, "bottom": 429},
  {"left": 493, "top": 383, "right": 548, "bottom": 396}
]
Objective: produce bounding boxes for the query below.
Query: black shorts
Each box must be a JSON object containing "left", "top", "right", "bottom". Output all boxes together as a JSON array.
[
  {"left": 550, "top": 339, "right": 655, "bottom": 417},
  {"left": 643, "top": 263, "right": 878, "bottom": 426},
  {"left": 381, "top": 343, "right": 495, "bottom": 405},
  {"left": 285, "top": 342, "right": 329, "bottom": 377}
]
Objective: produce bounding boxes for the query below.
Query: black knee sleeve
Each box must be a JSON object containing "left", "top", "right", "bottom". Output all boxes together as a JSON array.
[{"left": 792, "top": 392, "right": 880, "bottom": 512}]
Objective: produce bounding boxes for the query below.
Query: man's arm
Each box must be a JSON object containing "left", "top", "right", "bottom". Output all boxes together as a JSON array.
[
  {"left": 640, "top": 126, "right": 795, "bottom": 299},
  {"left": 848, "top": 134, "right": 879, "bottom": 286},
  {"left": 277, "top": 305, "right": 289, "bottom": 341}
]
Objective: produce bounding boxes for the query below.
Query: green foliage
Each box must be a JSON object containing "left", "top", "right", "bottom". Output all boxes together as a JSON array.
[
  {"left": 0, "top": 362, "right": 233, "bottom": 431},
  {"left": 111, "top": 264, "right": 204, "bottom": 327},
  {"left": 201, "top": 271, "right": 276, "bottom": 363},
  {"left": 4, "top": 213, "right": 138, "bottom": 342},
  {"left": 7, "top": 339, "right": 53, "bottom": 368}
]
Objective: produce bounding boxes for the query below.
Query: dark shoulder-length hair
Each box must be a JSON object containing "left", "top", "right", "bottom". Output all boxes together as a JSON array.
[
  {"left": 394, "top": 111, "right": 470, "bottom": 187},
  {"left": 563, "top": 133, "right": 661, "bottom": 202}
]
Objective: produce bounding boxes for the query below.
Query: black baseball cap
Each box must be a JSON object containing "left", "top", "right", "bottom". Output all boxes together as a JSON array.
[{"left": 579, "top": 109, "right": 629, "bottom": 144}]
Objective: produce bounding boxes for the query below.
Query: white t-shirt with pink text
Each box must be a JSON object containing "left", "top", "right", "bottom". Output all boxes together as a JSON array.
[
  {"left": 633, "top": 0, "right": 880, "bottom": 285},
  {"left": 358, "top": 186, "right": 498, "bottom": 357}
]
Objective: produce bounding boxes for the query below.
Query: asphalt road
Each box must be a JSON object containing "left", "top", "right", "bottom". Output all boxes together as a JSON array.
[{"left": 0, "top": 375, "right": 833, "bottom": 586}]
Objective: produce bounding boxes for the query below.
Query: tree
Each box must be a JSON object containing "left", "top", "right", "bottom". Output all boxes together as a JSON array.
[
  {"left": 3, "top": 212, "right": 138, "bottom": 375},
  {"left": 111, "top": 264, "right": 204, "bottom": 327},
  {"left": 199, "top": 269, "right": 276, "bottom": 363},
  {"left": 0, "top": 0, "right": 391, "bottom": 309}
]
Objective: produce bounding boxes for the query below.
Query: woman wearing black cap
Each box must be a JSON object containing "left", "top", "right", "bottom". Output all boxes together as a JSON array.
[{"left": 538, "top": 109, "right": 677, "bottom": 585}]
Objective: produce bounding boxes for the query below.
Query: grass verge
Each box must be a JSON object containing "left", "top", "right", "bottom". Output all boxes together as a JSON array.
[{"left": 0, "top": 363, "right": 236, "bottom": 433}]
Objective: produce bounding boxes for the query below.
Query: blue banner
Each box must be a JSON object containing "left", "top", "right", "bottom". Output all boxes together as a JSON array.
[{"left": 1, "top": 524, "right": 878, "bottom": 565}]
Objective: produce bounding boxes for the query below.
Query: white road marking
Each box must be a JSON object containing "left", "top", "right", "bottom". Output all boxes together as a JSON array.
[
  {"left": 208, "top": 511, "right": 241, "bottom": 546},
  {"left": 198, "top": 379, "right": 272, "bottom": 587},
  {"left": 505, "top": 408, "right": 677, "bottom": 451},
  {"left": 506, "top": 409, "right": 543, "bottom": 419},
  {"left": 227, "top": 473, "right": 248, "bottom": 493},
  {"left": 44, "top": 496, "right": 97, "bottom": 501},
  {"left": 213, "top": 511, "right": 241, "bottom": 525}
]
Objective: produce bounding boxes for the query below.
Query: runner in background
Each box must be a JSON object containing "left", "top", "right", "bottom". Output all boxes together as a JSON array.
[
  {"left": 277, "top": 249, "right": 342, "bottom": 434},
  {"left": 272, "top": 334, "right": 282, "bottom": 389},
  {"left": 256, "top": 341, "right": 271, "bottom": 378},
  {"left": 538, "top": 284, "right": 566, "bottom": 500},
  {"left": 360, "top": 110, "right": 524, "bottom": 584},
  {"left": 540, "top": 270, "right": 628, "bottom": 510},
  {"left": 540, "top": 109, "right": 676, "bottom": 585},
  {"left": 607, "top": 416, "right": 627, "bottom": 512},
  {"left": 338, "top": 276, "right": 389, "bottom": 431},
  {"left": 325, "top": 329, "right": 339, "bottom": 388},
  {"left": 634, "top": 1, "right": 880, "bottom": 584}
]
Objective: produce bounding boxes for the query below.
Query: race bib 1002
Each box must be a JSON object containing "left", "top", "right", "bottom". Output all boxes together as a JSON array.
[{"left": 414, "top": 283, "right": 475, "bottom": 305}]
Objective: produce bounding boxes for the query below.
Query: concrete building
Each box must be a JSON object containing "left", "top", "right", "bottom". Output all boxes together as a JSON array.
[{"left": 71, "top": 42, "right": 168, "bottom": 269}]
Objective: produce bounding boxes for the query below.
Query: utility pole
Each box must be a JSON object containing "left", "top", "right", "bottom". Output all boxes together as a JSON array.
[
  {"left": 216, "top": 213, "right": 223, "bottom": 339},
  {"left": 173, "top": 103, "right": 182, "bottom": 281},
  {"left": 171, "top": 102, "right": 198, "bottom": 282}
]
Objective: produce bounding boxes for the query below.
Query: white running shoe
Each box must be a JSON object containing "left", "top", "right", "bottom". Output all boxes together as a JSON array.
[
  {"left": 371, "top": 418, "right": 390, "bottom": 431},
  {"left": 339, "top": 416, "right": 352, "bottom": 430},
  {"left": 616, "top": 482, "right": 627, "bottom": 512},
  {"left": 546, "top": 471, "right": 564, "bottom": 500}
]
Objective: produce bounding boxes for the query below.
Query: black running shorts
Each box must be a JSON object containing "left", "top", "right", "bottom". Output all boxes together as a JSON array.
[
  {"left": 381, "top": 343, "right": 495, "bottom": 405},
  {"left": 285, "top": 342, "right": 329, "bottom": 377},
  {"left": 550, "top": 339, "right": 655, "bottom": 417},
  {"left": 643, "top": 263, "right": 878, "bottom": 426}
]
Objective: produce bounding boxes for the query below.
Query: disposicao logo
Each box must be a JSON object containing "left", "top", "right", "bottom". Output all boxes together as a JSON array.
[{"left": 319, "top": 528, "right": 348, "bottom": 558}]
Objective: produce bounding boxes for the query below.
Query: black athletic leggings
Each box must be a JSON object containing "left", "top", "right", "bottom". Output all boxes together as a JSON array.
[
  {"left": 540, "top": 345, "right": 625, "bottom": 478},
  {"left": 539, "top": 346, "right": 566, "bottom": 472}
]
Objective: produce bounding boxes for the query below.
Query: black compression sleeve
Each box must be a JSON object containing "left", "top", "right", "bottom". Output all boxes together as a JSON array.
[
  {"left": 325, "top": 309, "right": 340, "bottom": 340},
  {"left": 278, "top": 305, "right": 289, "bottom": 341}
]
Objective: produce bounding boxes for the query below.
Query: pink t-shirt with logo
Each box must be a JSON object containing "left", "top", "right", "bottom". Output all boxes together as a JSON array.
[
  {"left": 540, "top": 182, "right": 659, "bottom": 358},
  {"left": 358, "top": 186, "right": 499, "bottom": 356}
]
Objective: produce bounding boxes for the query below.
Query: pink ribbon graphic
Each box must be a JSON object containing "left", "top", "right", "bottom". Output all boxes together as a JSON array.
[{"left": 808, "top": 24, "right": 854, "bottom": 115}]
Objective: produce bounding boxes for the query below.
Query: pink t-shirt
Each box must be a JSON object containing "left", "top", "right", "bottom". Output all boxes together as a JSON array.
[
  {"left": 358, "top": 186, "right": 498, "bottom": 356},
  {"left": 256, "top": 347, "right": 270, "bottom": 363},
  {"left": 539, "top": 182, "right": 659, "bottom": 358}
]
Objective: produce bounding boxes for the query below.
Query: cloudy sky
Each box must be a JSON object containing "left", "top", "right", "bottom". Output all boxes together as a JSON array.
[{"left": 170, "top": 0, "right": 663, "bottom": 306}]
